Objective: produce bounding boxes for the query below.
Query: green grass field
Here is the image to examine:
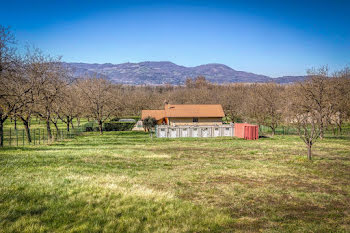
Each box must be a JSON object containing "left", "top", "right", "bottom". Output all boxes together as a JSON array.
[{"left": 1, "top": 131, "right": 349, "bottom": 232}]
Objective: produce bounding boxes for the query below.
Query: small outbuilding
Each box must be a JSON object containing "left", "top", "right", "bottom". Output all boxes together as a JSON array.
[{"left": 234, "top": 123, "right": 259, "bottom": 140}]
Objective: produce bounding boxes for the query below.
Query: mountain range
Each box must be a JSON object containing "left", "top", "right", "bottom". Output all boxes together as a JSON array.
[{"left": 64, "top": 61, "right": 305, "bottom": 85}]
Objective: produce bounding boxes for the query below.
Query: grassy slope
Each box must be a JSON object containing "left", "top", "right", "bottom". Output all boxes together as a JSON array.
[{"left": 0, "top": 132, "right": 349, "bottom": 232}]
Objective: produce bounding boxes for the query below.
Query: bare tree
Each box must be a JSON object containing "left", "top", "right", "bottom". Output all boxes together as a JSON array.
[
  {"left": 58, "top": 84, "right": 81, "bottom": 131},
  {"left": 120, "top": 86, "right": 162, "bottom": 117},
  {"left": 302, "top": 66, "right": 331, "bottom": 139},
  {"left": 220, "top": 84, "right": 247, "bottom": 123},
  {"left": 0, "top": 25, "right": 22, "bottom": 146},
  {"left": 285, "top": 84, "right": 323, "bottom": 160},
  {"left": 330, "top": 67, "right": 350, "bottom": 134},
  {"left": 50, "top": 102, "right": 61, "bottom": 132},
  {"left": 26, "top": 47, "right": 71, "bottom": 139},
  {"left": 17, "top": 101, "right": 34, "bottom": 143},
  {"left": 77, "top": 77, "right": 121, "bottom": 134},
  {"left": 248, "top": 83, "right": 284, "bottom": 136}
]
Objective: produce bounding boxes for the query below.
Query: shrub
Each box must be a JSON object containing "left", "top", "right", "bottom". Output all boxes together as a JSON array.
[
  {"left": 103, "top": 122, "right": 135, "bottom": 131},
  {"left": 81, "top": 121, "right": 136, "bottom": 132},
  {"left": 81, "top": 122, "right": 98, "bottom": 131}
]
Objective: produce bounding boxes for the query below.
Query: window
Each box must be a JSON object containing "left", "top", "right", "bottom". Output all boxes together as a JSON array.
[
  {"left": 215, "top": 128, "right": 219, "bottom": 131},
  {"left": 226, "top": 128, "right": 230, "bottom": 131},
  {"left": 161, "top": 129, "right": 165, "bottom": 131},
  {"left": 193, "top": 117, "right": 198, "bottom": 122}
]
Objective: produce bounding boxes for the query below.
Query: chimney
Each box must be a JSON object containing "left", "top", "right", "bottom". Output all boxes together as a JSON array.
[{"left": 164, "top": 100, "right": 169, "bottom": 109}]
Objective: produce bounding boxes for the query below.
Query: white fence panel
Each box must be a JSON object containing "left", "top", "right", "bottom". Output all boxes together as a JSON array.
[
  {"left": 159, "top": 128, "right": 166, "bottom": 137},
  {"left": 202, "top": 128, "right": 209, "bottom": 137},
  {"left": 156, "top": 124, "right": 234, "bottom": 138},
  {"left": 223, "top": 127, "right": 231, "bottom": 136},
  {"left": 214, "top": 128, "right": 220, "bottom": 137},
  {"left": 192, "top": 128, "right": 199, "bottom": 137},
  {"left": 181, "top": 128, "right": 189, "bottom": 137},
  {"left": 170, "top": 128, "right": 177, "bottom": 138}
]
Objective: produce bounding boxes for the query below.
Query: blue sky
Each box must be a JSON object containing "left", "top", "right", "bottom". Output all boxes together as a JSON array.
[{"left": 1, "top": 0, "right": 349, "bottom": 77}]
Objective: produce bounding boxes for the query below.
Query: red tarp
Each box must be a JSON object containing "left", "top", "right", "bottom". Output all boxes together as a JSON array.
[{"left": 234, "top": 123, "right": 259, "bottom": 140}]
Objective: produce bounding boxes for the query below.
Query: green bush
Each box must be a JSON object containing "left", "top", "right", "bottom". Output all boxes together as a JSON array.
[
  {"left": 103, "top": 122, "right": 135, "bottom": 131},
  {"left": 81, "top": 121, "right": 136, "bottom": 132},
  {"left": 81, "top": 122, "right": 99, "bottom": 132}
]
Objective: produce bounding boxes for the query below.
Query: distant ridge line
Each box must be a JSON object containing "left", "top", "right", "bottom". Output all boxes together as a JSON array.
[{"left": 64, "top": 61, "right": 305, "bottom": 85}]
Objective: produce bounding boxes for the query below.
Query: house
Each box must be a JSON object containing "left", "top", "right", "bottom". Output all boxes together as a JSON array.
[
  {"left": 141, "top": 103, "right": 258, "bottom": 139},
  {"left": 141, "top": 103, "right": 225, "bottom": 126}
]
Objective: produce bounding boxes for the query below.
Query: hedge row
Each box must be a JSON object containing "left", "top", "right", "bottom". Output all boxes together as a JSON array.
[
  {"left": 104, "top": 122, "right": 135, "bottom": 131},
  {"left": 81, "top": 121, "right": 136, "bottom": 132}
]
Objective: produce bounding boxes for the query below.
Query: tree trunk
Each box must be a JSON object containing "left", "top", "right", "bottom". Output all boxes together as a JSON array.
[
  {"left": 307, "top": 144, "right": 312, "bottom": 160},
  {"left": 320, "top": 121, "right": 324, "bottom": 139},
  {"left": 23, "top": 120, "right": 32, "bottom": 143},
  {"left": 337, "top": 120, "right": 342, "bottom": 135},
  {"left": 66, "top": 116, "right": 70, "bottom": 132},
  {"left": 53, "top": 122, "right": 59, "bottom": 131},
  {"left": 98, "top": 120, "right": 103, "bottom": 134},
  {"left": 271, "top": 126, "right": 275, "bottom": 137},
  {"left": 70, "top": 119, "right": 74, "bottom": 129},
  {"left": 46, "top": 118, "right": 52, "bottom": 139},
  {"left": 0, "top": 120, "right": 4, "bottom": 147},
  {"left": 77, "top": 118, "right": 81, "bottom": 127},
  {"left": 14, "top": 117, "right": 17, "bottom": 130}
]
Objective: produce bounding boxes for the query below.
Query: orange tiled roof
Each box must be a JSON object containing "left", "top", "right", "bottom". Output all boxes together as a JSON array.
[
  {"left": 142, "top": 104, "right": 225, "bottom": 120},
  {"left": 141, "top": 110, "right": 165, "bottom": 120},
  {"left": 165, "top": 104, "right": 225, "bottom": 118}
]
